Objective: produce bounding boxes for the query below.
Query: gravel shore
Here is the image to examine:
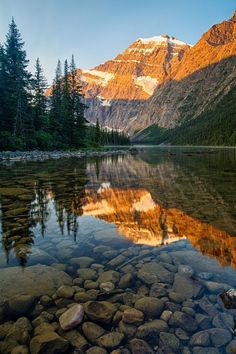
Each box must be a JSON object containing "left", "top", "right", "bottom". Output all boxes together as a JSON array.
[{"left": 0, "top": 148, "right": 135, "bottom": 163}]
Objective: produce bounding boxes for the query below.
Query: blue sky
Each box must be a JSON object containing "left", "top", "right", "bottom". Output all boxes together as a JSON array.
[{"left": 0, "top": 0, "right": 235, "bottom": 83}]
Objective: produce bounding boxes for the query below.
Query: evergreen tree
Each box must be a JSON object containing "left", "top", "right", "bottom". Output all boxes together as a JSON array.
[
  {"left": 62, "top": 59, "right": 72, "bottom": 144},
  {"left": 0, "top": 44, "right": 8, "bottom": 132},
  {"left": 94, "top": 119, "right": 101, "bottom": 146},
  {"left": 50, "top": 60, "right": 63, "bottom": 137},
  {"left": 69, "top": 55, "right": 87, "bottom": 147},
  {"left": 32, "top": 58, "right": 48, "bottom": 131},
  {"left": 4, "top": 18, "right": 32, "bottom": 137}
]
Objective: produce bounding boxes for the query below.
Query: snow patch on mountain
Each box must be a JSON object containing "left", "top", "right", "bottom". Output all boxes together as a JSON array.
[
  {"left": 138, "top": 35, "right": 191, "bottom": 47},
  {"left": 97, "top": 95, "right": 111, "bottom": 107},
  {"left": 134, "top": 76, "right": 159, "bottom": 95},
  {"left": 82, "top": 69, "right": 114, "bottom": 87}
]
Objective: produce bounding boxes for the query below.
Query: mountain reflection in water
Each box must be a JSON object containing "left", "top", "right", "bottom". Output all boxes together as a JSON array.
[
  {"left": 82, "top": 185, "right": 236, "bottom": 268},
  {"left": 0, "top": 148, "right": 235, "bottom": 268}
]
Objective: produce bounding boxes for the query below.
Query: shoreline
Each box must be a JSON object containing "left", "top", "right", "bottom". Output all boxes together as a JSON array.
[{"left": 0, "top": 147, "right": 137, "bottom": 163}]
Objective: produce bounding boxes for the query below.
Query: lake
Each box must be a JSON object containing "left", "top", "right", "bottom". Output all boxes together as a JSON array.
[{"left": 0, "top": 146, "right": 236, "bottom": 353}]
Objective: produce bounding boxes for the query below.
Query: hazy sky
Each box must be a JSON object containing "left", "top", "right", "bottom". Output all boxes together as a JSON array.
[{"left": 0, "top": 0, "right": 235, "bottom": 83}]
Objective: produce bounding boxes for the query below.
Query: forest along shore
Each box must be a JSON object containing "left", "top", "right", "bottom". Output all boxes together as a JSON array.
[{"left": 0, "top": 148, "right": 138, "bottom": 163}]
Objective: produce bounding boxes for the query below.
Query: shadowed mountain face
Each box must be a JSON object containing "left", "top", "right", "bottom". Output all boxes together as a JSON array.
[
  {"left": 131, "top": 11, "right": 236, "bottom": 134},
  {"left": 77, "top": 12, "right": 236, "bottom": 135}
]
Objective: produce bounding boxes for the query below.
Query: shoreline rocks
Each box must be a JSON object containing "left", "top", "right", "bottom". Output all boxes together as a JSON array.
[
  {"left": 0, "top": 236, "right": 236, "bottom": 353},
  {"left": 0, "top": 148, "right": 133, "bottom": 164}
]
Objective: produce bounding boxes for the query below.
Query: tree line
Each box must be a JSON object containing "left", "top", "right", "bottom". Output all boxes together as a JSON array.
[{"left": 0, "top": 18, "right": 130, "bottom": 150}]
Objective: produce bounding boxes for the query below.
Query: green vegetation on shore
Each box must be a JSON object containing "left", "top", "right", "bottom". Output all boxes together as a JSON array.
[
  {"left": 0, "top": 19, "right": 129, "bottom": 151},
  {"left": 133, "top": 87, "right": 236, "bottom": 146}
]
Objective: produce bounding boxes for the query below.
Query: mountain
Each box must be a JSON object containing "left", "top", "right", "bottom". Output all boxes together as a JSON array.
[
  {"left": 132, "top": 11, "right": 236, "bottom": 142},
  {"left": 77, "top": 35, "right": 191, "bottom": 130},
  {"left": 80, "top": 11, "right": 236, "bottom": 144}
]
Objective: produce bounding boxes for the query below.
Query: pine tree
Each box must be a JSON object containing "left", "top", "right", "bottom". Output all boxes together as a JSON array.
[
  {"left": 62, "top": 59, "right": 72, "bottom": 144},
  {"left": 50, "top": 60, "right": 63, "bottom": 138},
  {"left": 69, "top": 55, "right": 87, "bottom": 147},
  {"left": 32, "top": 58, "right": 48, "bottom": 131},
  {"left": 4, "top": 18, "right": 32, "bottom": 137},
  {"left": 94, "top": 119, "right": 101, "bottom": 146},
  {"left": 0, "top": 44, "right": 8, "bottom": 132}
]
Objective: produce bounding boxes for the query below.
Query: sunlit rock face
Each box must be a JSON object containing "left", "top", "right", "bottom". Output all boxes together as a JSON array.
[
  {"left": 74, "top": 35, "right": 190, "bottom": 130},
  {"left": 80, "top": 35, "right": 190, "bottom": 100},
  {"left": 82, "top": 185, "right": 236, "bottom": 268},
  {"left": 82, "top": 12, "right": 236, "bottom": 134},
  {"left": 134, "top": 11, "right": 236, "bottom": 133}
]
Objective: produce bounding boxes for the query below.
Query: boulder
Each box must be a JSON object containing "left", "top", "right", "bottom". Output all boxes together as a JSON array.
[
  {"left": 97, "top": 332, "right": 124, "bottom": 349},
  {"left": 137, "top": 262, "right": 174, "bottom": 285},
  {"left": 0, "top": 265, "right": 72, "bottom": 303},
  {"left": 207, "top": 328, "right": 232, "bottom": 347},
  {"left": 83, "top": 301, "right": 116, "bottom": 324},
  {"left": 2, "top": 317, "right": 32, "bottom": 354},
  {"left": 86, "top": 347, "right": 108, "bottom": 354},
  {"left": 59, "top": 304, "right": 84, "bottom": 331},
  {"left": 172, "top": 274, "right": 203, "bottom": 300},
  {"left": 118, "top": 320, "right": 137, "bottom": 339},
  {"left": 169, "top": 311, "right": 198, "bottom": 332},
  {"left": 8, "top": 294, "right": 37, "bottom": 317},
  {"left": 60, "top": 329, "right": 88, "bottom": 351},
  {"left": 159, "top": 332, "right": 180, "bottom": 351},
  {"left": 189, "top": 331, "right": 211, "bottom": 346},
  {"left": 30, "top": 332, "right": 69, "bottom": 354},
  {"left": 134, "top": 297, "right": 164, "bottom": 318},
  {"left": 56, "top": 286, "right": 75, "bottom": 299},
  {"left": 98, "top": 271, "right": 120, "bottom": 284},
  {"left": 82, "top": 321, "right": 106, "bottom": 342},
  {"left": 221, "top": 289, "right": 236, "bottom": 309},
  {"left": 128, "top": 338, "right": 154, "bottom": 354},
  {"left": 118, "top": 273, "right": 134, "bottom": 289},
  {"left": 226, "top": 340, "right": 236, "bottom": 354},
  {"left": 70, "top": 257, "right": 94, "bottom": 268},
  {"left": 136, "top": 320, "right": 168, "bottom": 344},
  {"left": 122, "top": 308, "right": 144, "bottom": 325},
  {"left": 212, "top": 313, "right": 234, "bottom": 331},
  {"left": 77, "top": 269, "right": 97, "bottom": 281}
]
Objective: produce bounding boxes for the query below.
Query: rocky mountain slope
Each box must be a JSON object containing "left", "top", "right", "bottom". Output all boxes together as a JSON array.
[
  {"left": 132, "top": 10, "right": 236, "bottom": 136},
  {"left": 78, "top": 11, "right": 236, "bottom": 140},
  {"left": 78, "top": 35, "right": 191, "bottom": 130}
]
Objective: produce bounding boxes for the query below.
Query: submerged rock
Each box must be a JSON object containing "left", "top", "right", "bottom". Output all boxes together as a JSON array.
[
  {"left": 138, "top": 262, "right": 174, "bottom": 285},
  {"left": 172, "top": 273, "right": 203, "bottom": 300},
  {"left": 134, "top": 297, "right": 164, "bottom": 319},
  {"left": 59, "top": 304, "right": 84, "bottom": 330},
  {"left": 82, "top": 321, "right": 106, "bottom": 342},
  {"left": 159, "top": 332, "right": 180, "bottom": 351},
  {"left": 8, "top": 294, "right": 37, "bottom": 317},
  {"left": 30, "top": 332, "right": 69, "bottom": 354},
  {"left": 0, "top": 265, "right": 72, "bottom": 304},
  {"left": 122, "top": 308, "right": 144, "bottom": 325},
  {"left": 169, "top": 311, "right": 198, "bottom": 332},
  {"left": 70, "top": 257, "right": 94, "bottom": 268},
  {"left": 221, "top": 289, "right": 236, "bottom": 309},
  {"left": 128, "top": 338, "right": 154, "bottom": 354},
  {"left": 97, "top": 332, "right": 124, "bottom": 349},
  {"left": 60, "top": 329, "right": 88, "bottom": 351},
  {"left": 83, "top": 301, "right": 116, "bottom": 324},
  {"left": 136, "top": 320, "right": 168, "bottom": 344}
]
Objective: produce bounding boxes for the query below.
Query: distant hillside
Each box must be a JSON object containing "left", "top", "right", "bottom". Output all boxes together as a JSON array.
[{"left": 133, "top": 86, "right": 236, "bottom": 146}]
